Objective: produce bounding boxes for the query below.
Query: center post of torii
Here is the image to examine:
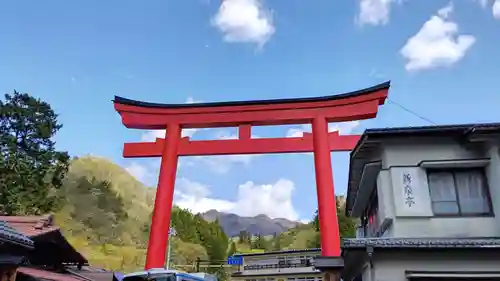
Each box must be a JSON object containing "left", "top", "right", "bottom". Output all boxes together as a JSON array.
[{"left": 113, "top": 82, "right": 390, "bottom": 275}]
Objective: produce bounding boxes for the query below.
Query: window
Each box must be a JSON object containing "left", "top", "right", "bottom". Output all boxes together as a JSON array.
[
  {"left": 360, "top": 190, "right": 379, "bottom": 237},
  {"left": 427, "top": 169, "right": 492, "bottom": 216}
]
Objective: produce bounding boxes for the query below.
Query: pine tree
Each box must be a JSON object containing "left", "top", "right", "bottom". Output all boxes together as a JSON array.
[{"left": 0, "top": 91, "right": 70, "bottom": 215}]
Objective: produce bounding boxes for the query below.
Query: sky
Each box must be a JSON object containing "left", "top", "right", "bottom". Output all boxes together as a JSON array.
[{"left": 0, "top": 0, "right": 499, "bottom": 223}]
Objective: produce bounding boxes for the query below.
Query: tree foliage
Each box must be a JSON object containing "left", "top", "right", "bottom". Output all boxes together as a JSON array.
[
  {"left": 168, "top": 207, "right": 229, "bottom": 279},
  {"left": 0, "top": 91, "right": 69, "bottom": 215},
  {"left": 227, "top": 241, "right": 237, "bottom": 256},
  {"left": 309, "top": 197, "right": 356, "bottom": 247},
  {"left": 272, "top": 233, "right": 283, "bottom": 250},
  {"left": 60, "top": 176, "right": 128, "bottom": 244},
  {"left": 238, "top": 230, "right": 251, "bottom": 244},
  {"left": 251, "top": 234, "right": 269, "bottom": 250}
]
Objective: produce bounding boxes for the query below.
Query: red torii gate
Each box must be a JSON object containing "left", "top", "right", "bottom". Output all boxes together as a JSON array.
[{"left": 113, "top": 81, "right": 390, "bottom": 270}]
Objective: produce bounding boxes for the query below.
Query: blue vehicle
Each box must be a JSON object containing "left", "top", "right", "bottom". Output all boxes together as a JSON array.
[{"left": 122, "top": 269, "right": 217, "bottom": 281}]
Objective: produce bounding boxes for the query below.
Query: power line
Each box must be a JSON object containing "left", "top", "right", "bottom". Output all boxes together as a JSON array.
[{"left": 387, "top": 98, "right": 437, "bottom": 125}]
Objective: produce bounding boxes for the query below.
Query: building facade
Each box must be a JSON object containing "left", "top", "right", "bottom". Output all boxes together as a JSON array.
[
  {"left": 342, "top": 123, "right": 500, "bottom": 281},
  {"left": 231, "top": 249, "right": 322, "bottom": 281}
]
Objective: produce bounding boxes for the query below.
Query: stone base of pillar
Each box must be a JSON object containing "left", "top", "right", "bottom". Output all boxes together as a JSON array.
[{"left": 313, "top": 256, "right": 344, "bottom": 281}]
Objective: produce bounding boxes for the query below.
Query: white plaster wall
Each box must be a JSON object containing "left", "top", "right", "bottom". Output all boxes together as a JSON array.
[
  {"left": 371, "top": 251, "right": 500, "bottom": 281},
  {"left": 374, "top": 140, "right": 500, "bottom": 238},
  {"left": 381, "top": 141, "right": 482, "bottom": 168}
]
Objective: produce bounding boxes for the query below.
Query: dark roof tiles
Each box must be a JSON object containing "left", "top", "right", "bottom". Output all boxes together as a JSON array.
[
  {"left": 0, "top": 214, "right": 59, "bottom": 237},
  {"left": 342, "top": 238, "right": 500, "bottom": 249},
  {"left": 0, "top": 220, "right": 34, "bottom": 248},
  {"left": 114, "top": 81, "right": 390, "bottom": 109}
]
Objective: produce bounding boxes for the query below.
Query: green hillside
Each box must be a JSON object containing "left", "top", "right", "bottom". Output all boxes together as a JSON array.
[
  {"left": 55, "top": 156, "right": 354, "bottom": 272},
  {"left": 54, "top": 156, "right": 226, "bottom": 274}
]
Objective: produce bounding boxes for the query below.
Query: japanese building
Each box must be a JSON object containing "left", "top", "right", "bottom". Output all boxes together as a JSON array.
[
  {"left": 342, "top": 123, "right": 500, "bottom": 281},
  {"left": 1, "top": 215, "right": 113, "bottom": 281},
  {"left": 0, "top": 220, "right": 34, "bottom": 281},
  {"left": 231, "top": 249, "right": 322, "bottom": 281},
  {"left": 0, "top": 215, "right": 88, "bottom": 268}
]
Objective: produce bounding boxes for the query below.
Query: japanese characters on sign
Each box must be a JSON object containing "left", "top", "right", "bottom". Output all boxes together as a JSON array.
[{"left": 403, "top": 173, "right": 415, "bottom": 207}]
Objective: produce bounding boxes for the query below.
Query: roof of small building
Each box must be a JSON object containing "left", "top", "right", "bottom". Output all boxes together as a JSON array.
[
  {"left": 0, "top": 214, "right": 88, "bottom": 266},
  {"left": 233, "top": 248, "right": 321, "bottom": 257},
  {"left": 342, "top": 237, "right": 500, "bottom": 250},
  {"left": 0, "top": 214, "right": 59, "bottom": 237},
  {"left": 346, "top": 122, "right": 500, "bottom": 215},
  {"left": 0, "top": 220, "right": 34, "bottom": 249}
]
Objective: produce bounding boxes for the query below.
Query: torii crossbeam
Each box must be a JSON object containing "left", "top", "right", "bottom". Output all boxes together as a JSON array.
[{"left": 113, "top": 81, "right": 390, "bottom": 270}]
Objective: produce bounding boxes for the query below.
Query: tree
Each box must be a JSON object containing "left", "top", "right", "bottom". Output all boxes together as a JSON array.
[
  {"left": 310, "top": 196, "right": 356, "bottom": 247},
  {"left": 62, "top": 177, "right": 128, "bottom": 244},
  {"left": 312, "top": 209, "right": 319, "bottom": 231},
  {"left": 272, "top": 233, "right": 283, "bottom": 250},
  {"left": 172, "top": 239, "right": 208, "bottom": 272},
  {"left": 238, "top": 230, "right": 251, "bottom": 244},
  {"left": 227, "top": 241, "right": 237, "bottom": 256},
  {"left": 251, "top": 234, "right": 268, "bottom": 250},
  {"left": 0, "top": 91, "right": 69, "bottom": 215}
]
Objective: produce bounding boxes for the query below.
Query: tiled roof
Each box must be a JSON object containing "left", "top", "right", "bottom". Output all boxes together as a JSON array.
[
  {"left": 0, "top": 214, "right": 59, "bottom": 237},
  {"left": 0, "top": 215, "right": 88, "bottom": 266},
  {"left": 342, "top": 238, "right": 500, "bottom": 249},
  {"left": 0, "top": 220, "right": 34, "bottom": 248}
]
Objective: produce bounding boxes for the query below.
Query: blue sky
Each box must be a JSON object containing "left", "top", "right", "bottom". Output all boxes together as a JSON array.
[{"left": 1, "top": 0, "right": 499, "bottom": 222}]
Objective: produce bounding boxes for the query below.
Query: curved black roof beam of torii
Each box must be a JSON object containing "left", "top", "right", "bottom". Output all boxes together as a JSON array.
[
  {"left": 113, "top": 81, "right": 390, "bottom": 130},
  {"left": 114, "top": 81, "right": 391, "bottom": 109}
]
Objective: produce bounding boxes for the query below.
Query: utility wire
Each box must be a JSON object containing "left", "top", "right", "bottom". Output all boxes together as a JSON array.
[{"left": 387, "top": 98, "right": 438, "bottom": 125}]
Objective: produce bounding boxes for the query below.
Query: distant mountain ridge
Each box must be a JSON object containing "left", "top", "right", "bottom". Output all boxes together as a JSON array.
[{"left": 202, "top": 209, "right": 300, "bottom": 237}]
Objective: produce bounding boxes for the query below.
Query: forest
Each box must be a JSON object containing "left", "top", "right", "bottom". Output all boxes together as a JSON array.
[{"left": 0, "top": 91, "right": 356, "bottom": 276}]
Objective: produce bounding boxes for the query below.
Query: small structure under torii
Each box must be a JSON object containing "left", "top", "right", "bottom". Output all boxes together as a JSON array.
[{"left": 113, "top": 81, "right": 391, "bottom": 276}]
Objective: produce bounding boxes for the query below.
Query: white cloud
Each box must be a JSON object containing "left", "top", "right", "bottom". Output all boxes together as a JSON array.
[
  {"left": 140, "top": 97, "right": 201, "bottom": 142},
  {"left": 191, "top": 154, "right": 254, "bottom": 174},
  {"left": 474, "top": 0, "right": 500, "bottom": 19},
  {"left": 174, "top": 178, "right": 299, "bottom": 221},
  {"left": 357, "top": 0, "right": 398, "bottom": 26},
  {"left": 185, "top": 130, "right": 258, "bottom": 174},
  {"left": 125, "top": 162, "right": 151, "bottom": 183},
  {"left": 211, "top": 0, "right": 275, "bottom": 47},
  {"left": 285, "top": 121, "right": 361, "bottom": 138},
  {"left": 494, "top": 0, "right": 500, "bottom": 18},
  {"left": 140, "top": 128, "right": 197, "bottom": 142},
  {"left": 476, "top": 0, "right": 489, "bottom": 8},
  {"left": 400, "top": 3, "right": 476, "bottom": 71},
  {"left": 437, "top": 2, "right": 453, "bottom": 18}
]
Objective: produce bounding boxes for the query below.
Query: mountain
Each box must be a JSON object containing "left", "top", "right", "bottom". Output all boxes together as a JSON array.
[{"left": 202, "top": 209, "right": 299, "bottom": 237}]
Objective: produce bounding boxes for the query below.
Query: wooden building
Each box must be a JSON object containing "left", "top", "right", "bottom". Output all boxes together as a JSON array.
[
  {"left": 0, "top": 215, "right": 87, "bottom": 268},
  {"left": 0, "top": 215, "right": 113, "bottom": 281},
  {"left": 0, "top": 220, "right": 34, "bottom": 281}
]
